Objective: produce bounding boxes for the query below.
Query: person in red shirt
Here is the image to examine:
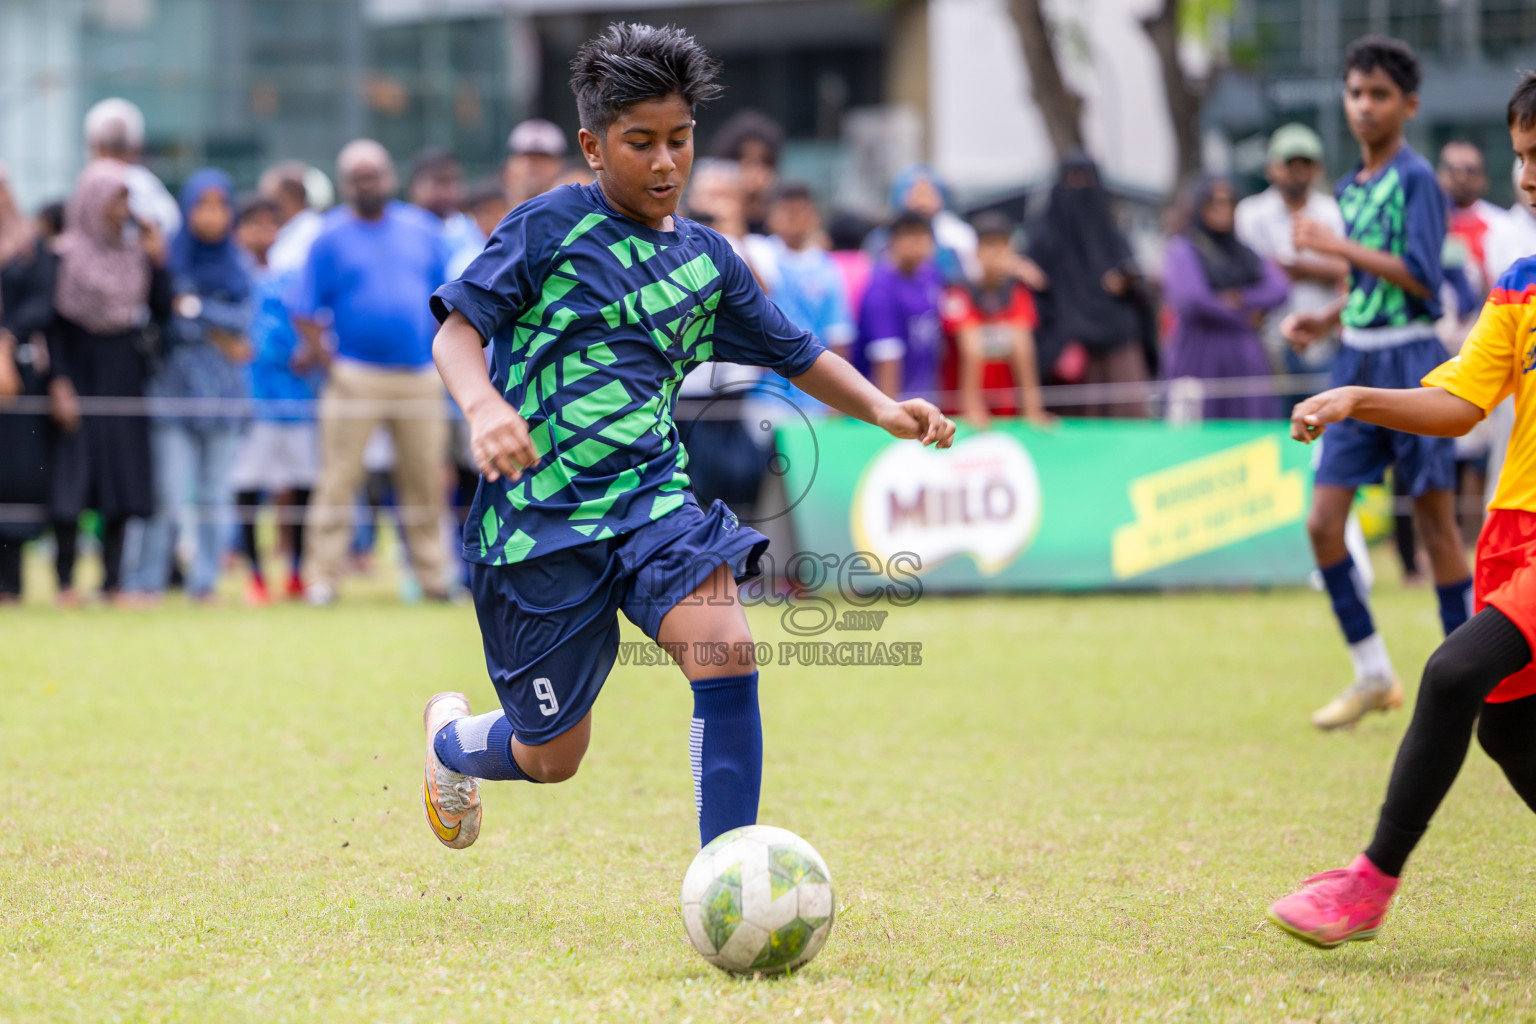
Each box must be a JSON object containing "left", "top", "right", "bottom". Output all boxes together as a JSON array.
[{"left": 940, "top": 212, "right": 1050, "bottom": 426}]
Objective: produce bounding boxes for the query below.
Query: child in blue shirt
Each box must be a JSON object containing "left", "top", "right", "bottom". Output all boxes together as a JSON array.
[
  {"left": 228, "top": 195, "right": 322, "bottom": 603},
  {"left": 422, "top": 23, "right": 955, "bottom": 850}
]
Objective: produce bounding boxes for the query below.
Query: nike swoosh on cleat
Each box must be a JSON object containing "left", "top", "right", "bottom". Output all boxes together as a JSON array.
[{"left": 424, "top": 778, "right": 460, "bottom": 842}]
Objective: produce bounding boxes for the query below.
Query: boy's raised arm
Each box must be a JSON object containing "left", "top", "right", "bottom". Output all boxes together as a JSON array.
[
  {"left": 433, "top": 310, "right": 538, "bottom": 482},
  {"left": 1291, "top": 385, "right": 1483, "bottom": 444},
  {"left": 790, "top": 349, "right": 956, "bottom": 448}
]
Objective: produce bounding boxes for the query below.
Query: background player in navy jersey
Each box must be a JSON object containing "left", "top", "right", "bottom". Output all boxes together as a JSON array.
[
  {"left": 420, "top": 23, "right": 955, "bottom": 850},
  {"left": 1281, "top": 36, "right": 1473, "bottom": 730}
]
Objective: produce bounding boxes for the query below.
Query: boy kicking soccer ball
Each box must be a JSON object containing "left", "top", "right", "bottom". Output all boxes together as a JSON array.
[
  {"left": 1267, "top": 72, "right": 1536, "bottom": 948},
  {"left": 421, "top": 23, "right": 954, "bottom": 850}
]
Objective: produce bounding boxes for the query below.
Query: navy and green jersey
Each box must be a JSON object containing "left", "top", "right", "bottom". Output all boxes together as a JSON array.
[
  {"left": 1334, "top": 143, "right": 1444, "bottom": 333},
  {"left": 430, "top": 182, "right": 826, "bottom": 566}
]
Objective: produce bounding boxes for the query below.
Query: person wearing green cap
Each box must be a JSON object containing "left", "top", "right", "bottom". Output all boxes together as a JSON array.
[{"left": 1235, "top": 122, "right": 1350, "bottom": 392}]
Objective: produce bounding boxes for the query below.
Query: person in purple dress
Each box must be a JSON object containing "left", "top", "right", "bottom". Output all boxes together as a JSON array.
[
  {"left": 855, "top": 211, "right": 945, "bottom": 401},
  {"left": 1162, "top": 175, "right": 1291, "bottom": 420}
]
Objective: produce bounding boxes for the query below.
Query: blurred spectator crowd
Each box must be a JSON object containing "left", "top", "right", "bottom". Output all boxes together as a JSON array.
[{"left": 1, "top": 98, "right": 1530, "bottom": 606}]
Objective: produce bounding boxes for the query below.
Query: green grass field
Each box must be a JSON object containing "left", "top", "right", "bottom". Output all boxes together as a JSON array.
[{"left": 4, "top": 553, "right": 1536, "bottom": 1023}]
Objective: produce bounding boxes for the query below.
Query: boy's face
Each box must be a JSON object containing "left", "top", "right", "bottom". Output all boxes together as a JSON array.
[
  {"left": 237, "top": 209, "right": 277, "bottom": 263},
  {"left": 737, "top": 138, "right": 776, "bottom": 202},
  {"left": 890, "top": 228, "right": 933, "bottom": 273},
  {"left": 1343, "top": 66, "right": 1416, "bottom": 150},
  {"left": 579, "top": 93, "right": 694, "bottom": 229},
  {"left": 977, "top": 236, "right": 1014, "bottom": 281},
  {"left": 1511, "top": 121, "right": 1536, "bottom": 214},
  {"left": 768, "top": 197, "right": 818, "bottom": 249}
]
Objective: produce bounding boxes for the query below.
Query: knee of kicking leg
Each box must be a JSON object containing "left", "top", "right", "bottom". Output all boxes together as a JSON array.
[
  {"left": 1420, "top": 646, "right": 1484, "bottom": 709},
  {"left": 518, "top": 748, "right": 583, "bottom": 784}
]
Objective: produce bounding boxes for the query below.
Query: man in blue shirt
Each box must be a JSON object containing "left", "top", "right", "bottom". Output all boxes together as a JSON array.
[
  {"left": 420, "top": 23, "right": 955, "bottom": 852},
  {"left": 293, "top": 139, "right": 451, "bottom": 605},
  {"left": 1282, "top": 36, "right": 1473, "bottom": 729}
]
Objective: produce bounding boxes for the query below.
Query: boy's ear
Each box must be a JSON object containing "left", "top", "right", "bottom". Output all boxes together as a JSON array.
[
  {"left": 1404, "top": 92, "right": 1420, "bottom": 121},
  {"left": 578, "top": 128, "right": 605, "bottom": 173}
]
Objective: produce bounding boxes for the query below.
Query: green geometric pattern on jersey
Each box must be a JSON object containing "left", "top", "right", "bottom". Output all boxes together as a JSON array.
[
  {"left": 1339, "top": 166, "right": 1410, "bottom": 329},
  {"left": 475, "top": 214, "right": 725, "bottom": 565}
]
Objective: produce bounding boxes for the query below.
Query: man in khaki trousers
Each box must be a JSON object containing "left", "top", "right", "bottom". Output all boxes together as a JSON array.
[{"left": 293, "top": 140, "right": 451, "bottom": 604}]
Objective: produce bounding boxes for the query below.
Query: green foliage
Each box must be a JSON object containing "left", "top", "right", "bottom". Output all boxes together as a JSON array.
[{"left": 1178, "top": 0, "right": 1236, "bottom": 43}]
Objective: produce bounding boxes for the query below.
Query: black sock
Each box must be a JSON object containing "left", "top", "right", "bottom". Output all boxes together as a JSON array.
[
  {"left": 54, "top": 519, "right": 77, "bottom": 590},
  {"left": 290, "top": 488, "right": 311, "bottom": 572},
  {"left": 237, "top": 490, "right": 263, "bottom": 582},
  {"left": 1365, "top": 607, "right": 1532, "bottom": 877},
  {"left": 101, "top": 516, "right": 128, "bottom": 594},
  {"left": 0, "top": 539, "right": 22, "bottom": 597}
]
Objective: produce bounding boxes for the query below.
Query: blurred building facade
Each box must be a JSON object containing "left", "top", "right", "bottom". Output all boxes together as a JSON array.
[
  {"left": 1218, "top": 0, "right": 1536, "bottom": 204},
  {"left": 1, "top": 0, "right": 1179, "bottom": 212}
]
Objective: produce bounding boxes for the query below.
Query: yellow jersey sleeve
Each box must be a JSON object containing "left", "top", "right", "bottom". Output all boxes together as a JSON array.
[{"left": 1421, "top": 299, "right": 1519, "bottom": 414}]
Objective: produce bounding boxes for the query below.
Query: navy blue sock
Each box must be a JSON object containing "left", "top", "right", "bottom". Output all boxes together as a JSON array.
[
  {"left": 690, "top": 671, "right": 762, "bottom": 847},
  {"left": 1320, "top": 554, "right": 1376, "bottom": 644},
  {"left": 433, "top": 711, "right": 536, "bottom": 782},
  {"left": 1436, "top": 577, "right": 1473, "bottom": 637}
]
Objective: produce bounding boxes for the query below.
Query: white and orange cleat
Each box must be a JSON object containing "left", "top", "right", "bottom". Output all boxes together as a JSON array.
[
  {"left": 1311, "top": 675, "right": 1403, "bottom": 730},
  {"left": 423, "top": 692, "right": 481, "bottom": 849}
]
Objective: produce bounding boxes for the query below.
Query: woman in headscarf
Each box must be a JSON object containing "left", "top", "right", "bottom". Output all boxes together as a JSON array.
[
  {"left": 879, "top": 164, "right": 979, "bottom": 286},
  {"left": 1161, "top": 174, "right": 1290, "bottom": 420},
  {"left": 0, "top": 162, "right": 54, "bottom": 602},
  {"left": 1027, "top": 154, "right": 1151, "bottom": 416},
  {"left": 130, "top": 168, "right": 252, "bottom": 603},
  {"left": 49, "top": 158, "right": 172, "bottom": 602}
]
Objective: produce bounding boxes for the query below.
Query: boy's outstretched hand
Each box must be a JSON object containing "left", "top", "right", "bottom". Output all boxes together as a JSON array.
[
  {"left": 1290, "top": 387, "right": 1355, "bottom": 443},
  {"left": 877, "top": 398, "right": 956, "bottom": 448}
]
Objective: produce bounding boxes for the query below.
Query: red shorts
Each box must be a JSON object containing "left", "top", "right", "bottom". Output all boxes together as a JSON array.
[{"left": 1477, "top": 508, "right": 1536, "bottom": 702}]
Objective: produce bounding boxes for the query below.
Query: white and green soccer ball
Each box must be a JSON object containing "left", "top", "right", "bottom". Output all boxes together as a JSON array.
[{"left": 680, "top": 824, "right": 835, "bottom": 975}]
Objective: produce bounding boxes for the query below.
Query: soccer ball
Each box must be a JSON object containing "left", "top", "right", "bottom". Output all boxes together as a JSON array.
[{"left": 680, "top": 824, "right": 835, "bottom": 975}]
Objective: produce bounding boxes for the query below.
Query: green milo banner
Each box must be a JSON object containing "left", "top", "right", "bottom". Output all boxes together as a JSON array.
[{"left": 773, "top": 418, "right": 1315, "bottom": 591}]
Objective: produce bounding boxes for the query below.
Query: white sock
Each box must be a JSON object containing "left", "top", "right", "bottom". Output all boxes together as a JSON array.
[{"left": 1348, "top": 633, "right": 1394, "bottom": 681}]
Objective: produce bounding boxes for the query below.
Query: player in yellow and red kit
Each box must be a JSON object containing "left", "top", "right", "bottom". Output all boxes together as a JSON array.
[{"left": 1264, "top": 70, "right": 1536, "bottom": 949}]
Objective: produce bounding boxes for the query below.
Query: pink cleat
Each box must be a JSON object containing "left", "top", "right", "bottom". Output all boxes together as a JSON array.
[{"left": 1267, "top": 854, "right": 1399, "bottom": 949}]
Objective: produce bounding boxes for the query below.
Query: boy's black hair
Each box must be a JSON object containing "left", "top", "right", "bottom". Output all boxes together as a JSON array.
[
  {"left": 1508, "top": 71, "right": 1536, "bottom": 131},
  {"left": 237, "top": 193, "right": 278, "bottom": 225},
  {"left": 890, "top": 210, "right": 933, "bottom": 238},
  {"left": 712, "top": 109, "right": 785, "bottom": 167},
  {"left": 1342, "top": 35, "right": 1421, "bottom": 96},
  {"left": 409, "top": 147, "right": 459, "bottom": 185},
  {"left": 770, "top": 181, "right": 816, "bottom": 206},
  {"left": 569, "top": 23, "right": 723, "bottom": 135},
  {"left": 970, "top": 210, "right": 1016, "bottom": 243}
]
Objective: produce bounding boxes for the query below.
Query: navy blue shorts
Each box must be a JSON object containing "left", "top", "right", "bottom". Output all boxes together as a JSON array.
[
  {"left": 469, "top": 498, "right": 768, "bottom": 746},
  {"left": 1314, "top": 337, "right": 1457, "bottom": 495}
]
